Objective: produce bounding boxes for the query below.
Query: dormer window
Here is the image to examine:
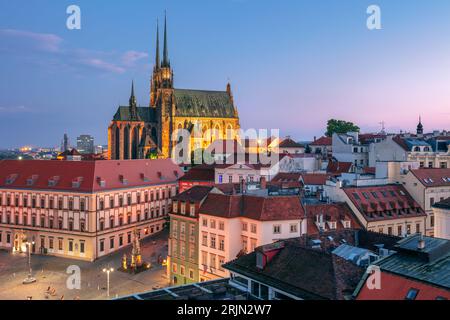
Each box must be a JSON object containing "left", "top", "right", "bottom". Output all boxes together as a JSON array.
[
  {"left": 256, "top": 251, "right": 265, "bottom": 269},
  {"left": 327, "top": 221, "right": 337, "bottom": 230},
  {"left": 26, "top": 175, "right": 38, "bottom": 186},
  {"left": 48, "top": 176, "right": 60, "bottom": 187},
  {"left": 5, "top": 174, "right": 18, "bottom": 185},
  {"left": 172, "top": 201, "right": 178, "bottom": 213},
  {"left": 119, "top": 175, "right": 128, "bottom": 185},
  {"left": 96, "top": 177, "right": 106, "bottom": 187}
]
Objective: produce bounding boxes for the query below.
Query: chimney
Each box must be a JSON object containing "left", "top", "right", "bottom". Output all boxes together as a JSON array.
[
  {"left": 417, "top": 233, "right": 426, "bottom": 250},
  {"left": 260, "top": 176, "right": 267, "bottom": 190},
  {"left": 314, "top": 136, "right": 317, "bottom": 142},
  {"left": 240, "top": 179, "right": 247, "bottom": 194}
]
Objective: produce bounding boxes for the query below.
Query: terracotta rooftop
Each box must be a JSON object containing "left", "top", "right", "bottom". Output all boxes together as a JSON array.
[
  {"left": 300, "top": 173, "right": 330, "bottom": 185},
  {"left": 279, "top": 138, "right": 304, "bottom": 148},
  {"left": 433, "top": 197, "right": 450, "bottom": 210},
  {"left": 270, "top": 172, "right": 303, "bottom": 189},
  {"left": 0, "top": 159, "right": 183, "bottom": 192},
  {"left": 343, "top": 184, "right": 426, "bottom": 221},
  {"left": 310, "top": 136, "right": 332, "bottom": 146},
  {"left": 305, "top": 203, "right": 363, "bottom": 234},
  {"left": 327, "top": 161, "right": 353, "bottom": 175},
  {"left": 411, "top": 168, "right": 450, "bottom": 187},
  {"left": 173, "top": 185, "right": 215, "bottom": 202},
  {"left": 223, "top": 238, "right": 365, "bottom": 300},
  {"left": 178, "top": 164, "right": 215, "bottom": 182},
  {"left": 199, "top": 193, "right": 305, "bottom": 221}
]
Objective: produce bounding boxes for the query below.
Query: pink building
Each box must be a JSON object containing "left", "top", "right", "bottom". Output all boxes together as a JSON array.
[
  {"left": 197, "top": 193, "right": 306, "bottom": 281},
  {"left": 0, "top": 159, "right": 183, "bottom": 261}
]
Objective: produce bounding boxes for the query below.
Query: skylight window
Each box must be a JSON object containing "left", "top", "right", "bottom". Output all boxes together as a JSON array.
[{"left": 405, "top": 288, "right": 419, "bottom": 300}]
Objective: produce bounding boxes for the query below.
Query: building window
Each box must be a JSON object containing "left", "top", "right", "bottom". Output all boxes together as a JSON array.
[
  {"left": 190, "top": 205, "right": 195, "bottom": 217},
  {"left": 210, "top": 219, "right": 216, "bottom": 229},
  {"left": 189, "top": 269, "right": 194, "bottom": 280},
  {"left": 58, "top": 238, "right": 63, "bottom": 251},
  {"left": 202, "top": 218, "right": 208, "bottom": 227},
  {"left": 99, "top": 240, "right": 105, "bottom": 252},
  {"left": 242, "top": 222, "right": 248, "bottom": 232},
  {"left": 388, "top": 226, "right": 393, "bottom": 235},
  {"left": 110, "top": 237, "right": 114, "bottom": 249},
  {"left": 290, "top": 224, "right": 298, "bottom": 233},
  {"left": 180, "top": 266, "right": 185, "bottom": 276},
  {"left": 210, "top": 254, "right": 216, "bottom": 269},
  {"left": 202, "top": 233, "right": 208, "bottom": 246},
  {"left": 430, "top": 197, "right": 435, "bottom": 207},
  {"left": 405, "top": 288, "right": 419, "bottom": 300},
  {"left": 49, "top": 238, "right": 54, "bottom": 250},
  {"left": 80, "top": 241, "right": 85, "bottom": 254},
  {"left": 109, "top": 198, "right": 114, "bottom": 209},
  {"left": 406, "top": 224, "right": 411, "bottom": 235},
  {"left": 416, "top": 223, "right": 420, "bottom": 233},
  {"left": 273, "top": 225, "right": 281, "bottom": 234},
  {"left": 219, "top": 236, "right": 225, "bottom": 251},
  {"left": 398, "top": 225, "right": 403, "bottom": 236},
  {"left": 172, "top": 263, "right": 177, "bottom": 274},
  {"left": 210, "top": 234, "right": 216, "bottom": 249},
  {"left": 251, "top": 224, "right": 257, "bottom": 233},
  {"left": 218, "top": 256, "right": 225, "bottom": 271},
  {"left": 173, "top": 201, "right": 178, "bottom": 213},
  {"left": 68, "top": 240, "right": 73, "bottom": 252},
  {"left": 119, "top": 235, "right": 123, "bottom": 247},
  {"left": 218, "top": 175, "right": 223, "bottom": 184},
  {"left": 219, "top": 221, "right": 224, "bottom": 231}
]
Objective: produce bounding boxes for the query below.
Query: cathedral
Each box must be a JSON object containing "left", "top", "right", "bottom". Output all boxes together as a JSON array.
[{"left": 108, "top": 16, "right": 240, "bottom": 160}]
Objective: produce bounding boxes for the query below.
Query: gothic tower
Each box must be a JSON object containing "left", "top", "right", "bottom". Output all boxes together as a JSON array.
[
  {"left": 150, "top": 13, "right": 174, "bottom": 158},
  {"left": 417, "top": 116, "right": 424, "bottom": 135}
]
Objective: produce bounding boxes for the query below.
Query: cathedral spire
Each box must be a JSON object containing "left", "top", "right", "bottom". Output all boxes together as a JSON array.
[
  {"left": 129, "top": 80, "right": 137, "bottom": 107},
  {"left": 162, "top": 12, "right": 170, "bottom": 67},
  {"left": 155, "top": 20, "right": 160, "bottom": 69},
  {"left": 417, "top": 115, "right": 423, "bottom": 135}
]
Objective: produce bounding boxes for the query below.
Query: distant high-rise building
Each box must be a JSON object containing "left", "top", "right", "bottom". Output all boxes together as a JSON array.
[
  {"left": 61, "top": 133, "right": 70, "bottom": 152},
  {"left": 77, "top": 135, "right": 95, "bottom": 154}
]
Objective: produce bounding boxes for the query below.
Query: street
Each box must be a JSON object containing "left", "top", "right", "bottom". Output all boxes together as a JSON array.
[{"left": 0, "top": 229, "right": 169, "bottom": 300}]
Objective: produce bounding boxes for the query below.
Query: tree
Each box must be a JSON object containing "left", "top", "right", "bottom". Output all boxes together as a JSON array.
[{"left": 325, "top": 119, "right": 360, "bottom": 137}]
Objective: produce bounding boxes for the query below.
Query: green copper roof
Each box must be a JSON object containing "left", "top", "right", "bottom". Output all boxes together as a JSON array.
[
  {"left": 113, "top": 106, "right": 157, "bottom": 122},
  {"left": 173, "top": 89, "right": 236, "bottom": 118}
]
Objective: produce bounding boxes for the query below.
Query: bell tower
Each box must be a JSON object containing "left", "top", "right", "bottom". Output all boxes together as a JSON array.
[{"left": 150, "top": 13, "right": 174, "bottom": 158}]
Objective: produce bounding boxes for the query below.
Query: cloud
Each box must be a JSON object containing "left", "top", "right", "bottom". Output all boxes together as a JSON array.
[
  {"left": 78, "top": 58, "right": 126, "bottom": 74},
  {"left": 122, "top": 50, "right": 148, "bottom": 67},
  {"left": 0, "top": 105, "right": 33, "bottom": 113},
  {"left": 0, "top": 29, "right": 146, "bottom": 75},
  {"left": 0, "top": 29, "right": 62, "bottom": 53}
]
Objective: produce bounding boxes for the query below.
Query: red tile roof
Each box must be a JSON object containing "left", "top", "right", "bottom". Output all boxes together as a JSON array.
[
  {"left": 300, "top": 173, "right": 330, "bottom": 185},
  {"left": 199, "top": 194, "right": 305, "bottom": 221},
  {"left": 411, "top": 168, "right": 450, "bottom": 187},
  {"left": 279, "top": 138, "right": 304, "bottom": 148},
  {"left": 305, "top": 203, "right": 363, "bottom": 234},
  {"left": 0, "top": 159, "right": 183, "bottom": 192},
  {"left": 310, "top": 136, "right": 332, "bottom": 146},
  {"left": 362, "top": 167, "right": 376, "bottom": 175},
  {"left": 178, "top": 164, "right": 215, "bottom": 182},
  {"left": 173, "top": 185, "right": 215, "bottom": 202},
  {"left": 356, "top": 271, "right": 450, "bottom": 300},
  {"left": 270, "top": 172, "right": 303, "bottom": 189},
  {"left": 343, "top": 185, "right": 426, "bottom": 221},
  {"left": 326, "top": 161, "right": 353, "bottom": 175}
]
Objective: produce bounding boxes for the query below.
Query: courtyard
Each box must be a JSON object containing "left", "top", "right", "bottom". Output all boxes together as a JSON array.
[{"left": 0, "top": 229, "right": 170, "bottom": 300}]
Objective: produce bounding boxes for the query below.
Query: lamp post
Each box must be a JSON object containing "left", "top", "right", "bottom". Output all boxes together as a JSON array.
[
  {"left": 23, "top": 241, "right": 36, "bottom": 284},
  {"left": 102, "top": 268, "right": 114, "bottom": 298}
]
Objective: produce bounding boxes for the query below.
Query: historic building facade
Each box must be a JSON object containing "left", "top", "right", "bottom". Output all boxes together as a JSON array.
[
  {"left": 108, "top": 17, "right": 241, "bottom": 160},
  {"left": 0, "top": 159, "right": 182, "bottom": 261}
]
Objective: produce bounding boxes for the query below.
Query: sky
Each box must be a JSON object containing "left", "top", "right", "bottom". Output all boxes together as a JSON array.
[{"left": 0, "top": 0, "right": 450, "bottom": 149}]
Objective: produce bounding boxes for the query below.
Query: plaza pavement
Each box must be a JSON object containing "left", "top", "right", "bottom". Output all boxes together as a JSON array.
[{"left": 0, "top": 229, "right": 170, "bottom": 300}]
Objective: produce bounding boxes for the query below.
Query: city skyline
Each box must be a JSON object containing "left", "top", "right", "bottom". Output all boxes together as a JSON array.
[{"left": 1, "top": 0, "right": 450, "bottom": 148}]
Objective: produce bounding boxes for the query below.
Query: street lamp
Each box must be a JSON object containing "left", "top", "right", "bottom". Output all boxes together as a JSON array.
[
  {"left": 23, "top": 241, "right": 36, "bottom": 284},
  {"left": 102, "top": 267, "right": 114, "bottom": 298}
]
